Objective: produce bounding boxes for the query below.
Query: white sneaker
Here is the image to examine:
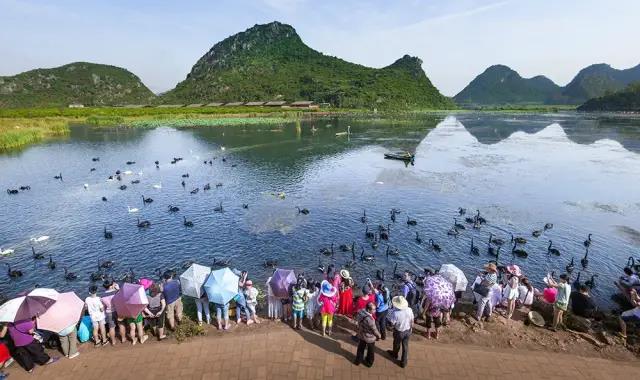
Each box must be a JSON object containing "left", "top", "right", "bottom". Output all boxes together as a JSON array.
[{"left": 3, "top": 358, "right": 14, "bottom": 368}]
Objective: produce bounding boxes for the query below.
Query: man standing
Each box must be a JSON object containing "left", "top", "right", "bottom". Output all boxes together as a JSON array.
[
  {"left": 386, "top": 296, "right": 414, "bottom": 368},
  {"left": 162, "top": 271, "right": 183, "bottom": 330},
  {"left": 354, "top": 303, "right": 380, "bottom": 367},
  {"left": 402, "top": 273, "right": 420, "bottom": 321}
]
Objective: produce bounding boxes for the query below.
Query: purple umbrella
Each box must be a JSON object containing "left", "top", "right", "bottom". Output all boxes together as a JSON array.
[
  {"left": 268, "top": 269, "right": 296, "bottom": 298},
  {"left": 111, "top": 283, "right": 148, "bottom": 318},
  {"left": 423, "top": 274, "right": 456, "bottom": 310}
]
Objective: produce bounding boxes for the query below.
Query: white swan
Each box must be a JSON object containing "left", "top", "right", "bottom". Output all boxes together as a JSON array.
[
  {"left": 30, "top": 236, "right": 50, "bottom": 243},
  {"left": 221, "top": 146, "right": 226, "bottom": 151},
  {"left": 0, "top": 248, "right": 15, "bottom": 256},
  {"left": 128, "top": 206, "right": 139, "bottom": 213},
  {"left": 152, "top": 183, "right": 162, "bottom": 189},
  {"left": 123, "top": 170, "right": 133, "bottom": 175},
  {"left": 83, "top": 184, "right": 89, "bottom": 189}
]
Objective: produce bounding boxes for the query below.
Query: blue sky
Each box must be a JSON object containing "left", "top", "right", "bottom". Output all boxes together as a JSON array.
[{"left": 1, "top": 0, "right": 639, "bottom": 96}]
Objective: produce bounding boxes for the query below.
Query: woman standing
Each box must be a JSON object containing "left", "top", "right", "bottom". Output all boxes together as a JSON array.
[
  {"left": 143, "top": 284, "right": 167, "bottom": 340},
  {"left": 337, "top": 270, "right": 354, "bottom": 317},
  {"left": 57, "top": 323, "right": 79, "bottom": 359},
  {"left": 504, "top": 265, "right": 521, "bottom": 320},
  {"left": 318, "top": 280, "right": 338, "bottom": 336},
  {"left": 0, "top": 319, "right": 58, "bottom": 373},
  {"left": 266, "top": 275, "right": 282, "bottom": 320},
  {"left": 373, "top": 281, "right": 390, "bottom": 340},
  {"left": 354, "top": 303, "right": 381, "bottom": 367},
  {"left": 474, "top": 263, "right": 498, "bottom": 321}
]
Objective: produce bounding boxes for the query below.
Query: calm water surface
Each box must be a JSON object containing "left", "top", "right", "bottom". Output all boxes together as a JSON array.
[{"left": 1, "top": 113, "right": 640, "bottom": 309}]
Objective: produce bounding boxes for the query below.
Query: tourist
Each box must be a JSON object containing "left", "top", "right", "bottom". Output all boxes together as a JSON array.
[
  {"left": 355, "top": 284, "right": 376, "bottom": 315},
  {"left": 125, "top": 312, "right": 147, "bottom": 345},
  {"left": 517, "top": 277, "right": 534, "bottom": 308},
  {"left": 473, "top": 263, "right": 498, "bottom": 321},
  {"left": 0, "top": 342, "right": 12, "bottom": 373},
  {"left": 547, "top": 273, "right": 571, "bottom": 331},
  {"left": 101, "top": 280, "right": 121, "bottom": 345},
  {"left": 143, "top": 283, "right": 167, "bottom": 340},
  {"left": 618, "top": 288, "right": 640, "bottom": 339},
  {"left": 504, "top": 268, "right": 520, "bottom": 320},
  {"left": 423, "top": 297, "right": 442, "bottom": 340},
  {"left": 571, "top": 284, "right": 596, "bottom": 318},
  {"left": 56, "top": 322, "right": 79, "bottom": 359},
  {"left": 195, "top": 293, "right": 211, "bottom": 326},
  {"left": 306, "top": 281, "right": 321, "bottom": 329},
  {"left": 318, "top": 280, "right": 338, "bottom": 337},
  {"left": 244, "top": 280, "right": 261, "bottom": 325},
  {"left": 266, "top": 274, "right": 282, "bottom": 320},
  {"left": 85, "top": 285, "right": 107, "bottom": 347},
  {"left": 616, "top": 267, "right": 640, "bottom": 294},
  {"left": 0, "top": 319, "right": 58, "bottom": 373},
  {"left": 402, "top": 273, "right": 420, "bottom": 319},
  {"left": 235, "top": 271, "right": 250, "bottom": 324},
  {"left": 337, "top": 270, "right": 354, "bottom": 317},
  {"left": 214, "top": 301, "right": 230, "bottom": 330},
  {"left": 386, "top": 296, "right": 414, "bottom": 368},
  {"left": 162, "top": 271, "right": 183, "bottom": 330},
  {"left": 354, "top": 303, "right": 381, "bottom": 367},
  {"left": 291, "top": 280, "right": 309, "bottom": 329},
  {"left": 326, "top": 264, "right": 342, "bottom": 289},
  {"left": 373, "top": 281, "right": 390, "bottom": 340}
]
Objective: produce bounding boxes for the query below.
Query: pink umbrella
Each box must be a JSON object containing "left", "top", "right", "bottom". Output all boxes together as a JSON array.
[
  {"left": 112, "top": 283, "right": 148, "bottom": 318},
  {"left": 36, "top": 292, "right": 83, "bottom": 333},
  {"left": 268, "top": 269, "right": 296, "bottom": 298}
]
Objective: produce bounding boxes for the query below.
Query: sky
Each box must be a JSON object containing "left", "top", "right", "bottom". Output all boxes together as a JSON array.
[{"left": 1, "top": 0, "right": 639, "bottom": 96}]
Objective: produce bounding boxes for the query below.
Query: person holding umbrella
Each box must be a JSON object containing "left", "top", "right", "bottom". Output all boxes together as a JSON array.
[
  {"left": 0, "top": 319, "right": 58, "bottom": 373},
  {"left": 386, "top": 296, "right": 414, "bottom": 368},
  {"left": 36, "top": 291, "right": 84, "bottom": 359},
  {"left": 101, "top": 279, "right": 122, "bottom": 345}
]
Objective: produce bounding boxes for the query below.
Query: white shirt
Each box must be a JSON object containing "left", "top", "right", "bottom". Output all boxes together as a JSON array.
[
  {"left": 517, "top": 285, "right": 534, "bottom": 305},
  {"left": 85, "top": 296, "right": 104, "bottom": 321},
  {"left": 387, "top": 307, "right": 414, "bottom": 332}
]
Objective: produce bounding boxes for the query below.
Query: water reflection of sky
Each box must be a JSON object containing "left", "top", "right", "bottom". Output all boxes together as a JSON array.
[{"left": 0, "top": 113, "right": 639, "bottom": 309}]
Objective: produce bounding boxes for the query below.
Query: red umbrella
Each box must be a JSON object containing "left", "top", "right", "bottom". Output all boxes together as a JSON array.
[{"left": 112, "top": 283, "right": 148, "bottom": 318}]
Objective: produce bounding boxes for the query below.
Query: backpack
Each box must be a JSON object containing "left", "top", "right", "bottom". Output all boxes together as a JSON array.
[{"left": 405, "top": 282, "right": 419, "bottom": 306}]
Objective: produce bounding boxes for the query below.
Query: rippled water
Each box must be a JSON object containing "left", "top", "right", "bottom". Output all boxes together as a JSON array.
[{"left": 1, "top": 113, "right": 639, "bottom": 309}]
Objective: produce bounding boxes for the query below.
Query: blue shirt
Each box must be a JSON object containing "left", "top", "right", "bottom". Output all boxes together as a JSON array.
[
  {"left": 376, "top": 289, "right": 389, "bottom": 313},
  {"left": 163, "top": 280, "right": 181, "bottom": 304}
]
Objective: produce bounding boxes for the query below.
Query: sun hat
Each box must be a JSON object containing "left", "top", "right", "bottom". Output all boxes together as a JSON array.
[
  {"left": 138, "top": 278, "right": 153, "bottom": 290},
  {"left": 320, "top": 280, "right": 336, "bottom": 297},
  {"left": 245, "top": 280, "right": 253, "bottom": 287},
  {"left": 528, "top": 311, "right": 545, "bottom": 327},
  {"left": 391, "top": 296, "right": 409, "bottom": 310},
  {"left": 506, "top": 264, "right": 522, "bottom": 277},
  {"left": 339, "top": 269, "right": 351, "bottom": 280},
  {"left": 484, "top": 263, "right": 497, "bottom": 273}
]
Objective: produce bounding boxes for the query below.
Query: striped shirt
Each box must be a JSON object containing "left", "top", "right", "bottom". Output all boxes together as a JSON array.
[{"left": 292, "top": 288, "right": 309, "bottom": 311}]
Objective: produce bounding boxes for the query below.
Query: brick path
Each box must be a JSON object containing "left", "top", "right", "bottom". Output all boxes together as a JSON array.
[{"left": 5, "top": 323, "right": 638, "bottom": 380}]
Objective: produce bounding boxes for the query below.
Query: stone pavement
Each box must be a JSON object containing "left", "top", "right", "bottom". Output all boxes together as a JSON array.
[{"left": 4, "top": 323, "right": 639, "bottom": 380}]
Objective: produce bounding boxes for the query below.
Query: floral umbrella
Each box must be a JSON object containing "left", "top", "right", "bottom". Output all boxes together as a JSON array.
[{"left": 423, "top": 274, "right": 456, "bottom": 310}]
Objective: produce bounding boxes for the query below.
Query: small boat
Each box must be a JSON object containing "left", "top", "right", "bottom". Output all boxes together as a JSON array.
[{"left": 384, "top": 151, "right": 414, "bottom": 161}]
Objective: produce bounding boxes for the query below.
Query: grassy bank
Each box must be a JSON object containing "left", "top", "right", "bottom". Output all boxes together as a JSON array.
[{"left": 0, "top": 117, "right": 70, "bottom": 150}]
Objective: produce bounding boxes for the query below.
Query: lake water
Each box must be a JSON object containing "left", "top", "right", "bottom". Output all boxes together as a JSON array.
[{"left": 1, "top": 113, "right": 640, "bottom": 309}]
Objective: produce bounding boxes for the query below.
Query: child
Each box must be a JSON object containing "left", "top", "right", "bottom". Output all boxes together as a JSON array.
[
  {"left": 306, "top": 281, "right": 321, "bottom": 329},
  {"left": 85, "top": 285, "right": 107, "bottom": 347},
  {"left": 318, "top": 280, "right": 338, "bottom": 336},
  {"left": 291, "top": 282, "right": 309, "bottom": 329},
  {"left": 243, "top": 280, "right": 260, "bottom": 325}
]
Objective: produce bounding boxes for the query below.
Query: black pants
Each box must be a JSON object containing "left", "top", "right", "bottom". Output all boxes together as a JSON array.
[
  {"left": 392, "top": 329, "right": 411, "bottom": 366},
  {"left": 12, "top": 340, "right": 50, "bottom": 371},
  {"left": 355, "top": 340, "right": 376, "bottom": 366},
  {"left": 376, "top": 310, "right": 388, "bottom": 340}
]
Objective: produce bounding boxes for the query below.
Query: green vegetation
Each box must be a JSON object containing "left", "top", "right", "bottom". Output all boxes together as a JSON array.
[
  {"left": 0, "top": 118, "right": 69, "bottom": 150},
  {"left": 578, "top": 83, "right": 640, "bottom": 112},
  {"left": 562, "top": 64, "right": 640, "bottom": 105},
  {"left": 0, "top": 62, "right": 155, "bottom": 108},
  {"left": 162, "top": 22, "right": 453, "bottom": 110}
]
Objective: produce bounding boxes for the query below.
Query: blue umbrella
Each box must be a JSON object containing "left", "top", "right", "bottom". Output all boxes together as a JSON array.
[{"left": 204, "top": 268, "right": 239, "bottom": 305}]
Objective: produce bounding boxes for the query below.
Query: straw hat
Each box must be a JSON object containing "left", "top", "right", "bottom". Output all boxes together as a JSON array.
[
  {"left": 339, "top": 269, "right": 351, "bottom": 280},
  {"left": 484, "top": 263, "right": 497, "bottom": 273},
  {"left": 320, "top": 280, "right": 336, "bottom": 297},
  {"left": 528, "top": 311, "right": 545, "bottom": 327},
  {"left": 506, "top": 264, "right": 522, "bottom": 277},
  {"left": 391, "top": 296, "right": 409, "bottom": 310}
]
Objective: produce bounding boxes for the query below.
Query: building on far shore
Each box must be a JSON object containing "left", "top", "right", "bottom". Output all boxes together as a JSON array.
[
  {"left": 288, "top": 101, "right": 319, "bottom": 109},
  {"left": 225, "top": 102, "right": 245, "bottom": 106},
  {"left": 265, "top": 101, "right": 287, "bottom": 107},
  {"left": 245, "top": 101, "right": 266, "bottom": 106},
  {"left": 157, "top": 104, "right": 184, "bottom": 108},
  {"left": 68, "top": 103, "right": 84, "bottom": 108},
  {"left": 186, "top": 103, "right": 204, "bottom": 108},
  {"left": 205, "top": 102, "right": 224, "bottom": 107}
]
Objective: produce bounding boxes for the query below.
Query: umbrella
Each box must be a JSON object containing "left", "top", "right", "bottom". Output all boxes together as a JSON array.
[
  {"left": 423, "top": 274, "right": 456, "bottom": 310},
  {"left": 112, "top": 283, "right": 148, "bottom": 318},
  {"left": 268, "top": 269, "right": 296, "bottom": 298},
  {"left": 204, "top": 267, "right": 239, "bottom": 305},
  {"left": 180, "top": 263, "right": 211, "bottom": 298},
  {"left": 438, "top": 264, "right": 468, "bottom": 292},
  {"left": 36, "top": 292, "right": 83, "bottom": 333},
  {"left": 0, "top": 288, "right": 59, "bottom": 322}
]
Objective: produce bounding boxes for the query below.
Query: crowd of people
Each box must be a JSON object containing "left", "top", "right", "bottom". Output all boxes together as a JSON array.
[{"left": 0, "top": 260, "right": 639, "bottom": 376}]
